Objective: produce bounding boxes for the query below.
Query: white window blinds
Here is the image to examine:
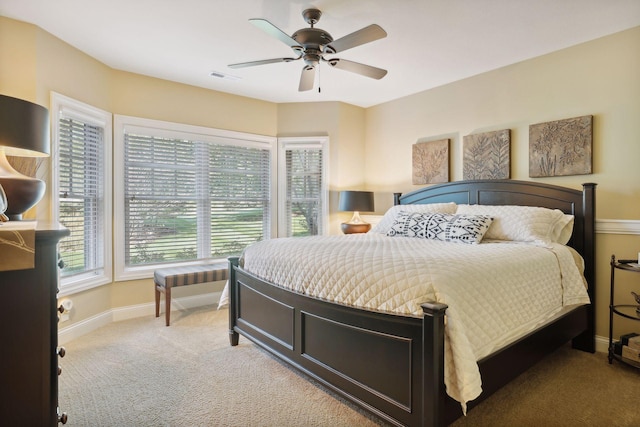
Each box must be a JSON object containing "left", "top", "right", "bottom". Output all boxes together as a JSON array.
[
  {"left": 208, "top": 143, "right": 271, "bottom": 257},
  {"left": 279, "top": 137, "right": 328, "bottom": 237},
  {"left": 124, "top": 134, "right": 199, "bottom": 265},
  {"left": 52, "top": 93, "right": 112, "bottom": 293},
  {"left": 58, "top": 117, "right": 104, "bottom": 276},
  {"left": 118, "top": 118, "right": 274, "bottom": 274}
]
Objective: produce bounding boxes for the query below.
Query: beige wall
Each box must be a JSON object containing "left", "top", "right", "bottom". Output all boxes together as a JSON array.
[
  {"left": 2, "top": 16, "right": 639, "bottom": 341},
  {"left": 110, "top": 71, "right": 277, "bottom": 136},
  {"left": 0, "top": 18, "right": 38, "bottom": 100},
  {"left": 365, "top": 26, "right": 640, "bottom": 338},
  {"left": 366, "top": 27, "right": 640, "bottom": 213},
  {"left": 277, "top": 101, "right": 367, "bottom": 231},
  {"left": 1, "top": 17, "right": 282, "bottom": 325}
]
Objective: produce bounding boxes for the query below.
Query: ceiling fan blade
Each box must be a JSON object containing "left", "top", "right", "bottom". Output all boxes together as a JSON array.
[
  {"left": 327, "top": 58, "right": 387, "bottom": 79},
  {"left": 299, "top": 66, "right": 316, "bottom": 91},
  {"left": 250, "top": 18, "right": 302, "bottom": 50},
  {"left": 228, "top": 57, "right": 298, "bottom": 69},
  {"left": 325, "top": 24, "right": 386, "bottom": 54}
]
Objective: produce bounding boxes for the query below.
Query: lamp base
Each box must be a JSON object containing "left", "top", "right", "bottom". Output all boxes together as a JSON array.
[
  {"left": 0, "top": 149, "right": 46, "bottom": 221},
  {"left": 341, "top": 222, "right": 371, "bottom": 234},
  {"left": 0, "top": 176, "right": 46, "bottom": 220}
]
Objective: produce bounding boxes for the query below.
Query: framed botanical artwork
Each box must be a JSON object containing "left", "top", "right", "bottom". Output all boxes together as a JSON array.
[
  {"left": 463, "top": 129, "right": 510, "bottom": 179},
  {"left": 529, "top": 115, "right": 593, "bottom": 177},
  {"left": 412, "top": 139, "right": 449, "bottom": 185}
]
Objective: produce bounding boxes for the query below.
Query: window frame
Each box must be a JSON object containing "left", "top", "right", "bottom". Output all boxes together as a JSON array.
[
  {"left": 51, "top": 92, "right": 113, "bottom": 296},
  {"left": 277, "top": 136, "right": 329, "bottom": 237},
  {"left": 113, "top": 115, "right": 277, "bottom": 281}
]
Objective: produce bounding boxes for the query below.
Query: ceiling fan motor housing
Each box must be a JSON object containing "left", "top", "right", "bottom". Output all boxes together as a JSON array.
[{"left": 292, "top": 28, "right": 334, "bottom": 55}]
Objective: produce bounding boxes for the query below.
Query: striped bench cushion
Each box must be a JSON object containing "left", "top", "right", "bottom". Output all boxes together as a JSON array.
[{"left": 154, "top": 263, "right": 228, "bottom": 288}]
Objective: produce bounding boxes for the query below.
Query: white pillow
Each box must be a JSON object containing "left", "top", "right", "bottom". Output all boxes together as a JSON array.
[
  {"left": 387, "top": 212, "right": 494, "bottom": 244},
  {"left": 455, "top": 204, "right": 574, "bottom": 246},
  {"left": 370, "top": 202, "right": 457, "bottom": 234}
]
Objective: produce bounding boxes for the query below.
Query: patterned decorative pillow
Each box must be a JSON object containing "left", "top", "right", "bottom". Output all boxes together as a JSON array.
[
  {"left": 369, "top": 202, "right": 457, "bottom": 234},
  {"left": 387, "top": 211, "right": 494, "bottom": 244}
]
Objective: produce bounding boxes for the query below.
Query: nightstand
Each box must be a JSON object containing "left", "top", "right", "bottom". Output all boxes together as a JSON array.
[{"left": 608, "top": 254, "right": 640, "bottom": 368}]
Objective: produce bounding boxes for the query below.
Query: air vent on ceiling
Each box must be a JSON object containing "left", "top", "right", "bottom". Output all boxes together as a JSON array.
[{"left": 210, "top": 71, "right": 241, "bottom": 81}]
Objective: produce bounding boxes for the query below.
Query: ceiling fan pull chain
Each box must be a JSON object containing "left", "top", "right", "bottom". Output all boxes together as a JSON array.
[{"left": 318, "top": 65, "right": 321, "bottom": 93}]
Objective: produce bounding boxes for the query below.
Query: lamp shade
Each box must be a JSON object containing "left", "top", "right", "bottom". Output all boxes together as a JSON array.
[
  {"left": 338, "top": 191, "right": 374, "bottom": 212},
  {"left": 0, "top": 94, "right": 50, "bottom": 220},
  {"left": 0, "top": 94, "right": 50, "bottom": 157}
]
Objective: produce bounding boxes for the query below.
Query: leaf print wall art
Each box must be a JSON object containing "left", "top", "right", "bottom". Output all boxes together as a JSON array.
[
  {"left": 463, "top": 129, "right": 510, "bottom": 180},
  {"left": 529, "top": 115, "right": 593, "bottom": 177},
  {"left": 412, "top": 139, "right": 449, "bottom": 185}
]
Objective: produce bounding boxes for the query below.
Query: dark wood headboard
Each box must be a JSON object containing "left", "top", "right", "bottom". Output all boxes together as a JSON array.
[{"left": 393, "top": 179, "right": 595, "bottom": 263}]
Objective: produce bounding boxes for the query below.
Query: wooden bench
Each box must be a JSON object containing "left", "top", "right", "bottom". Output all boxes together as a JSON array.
[{"left": 154, "top": 263, "right": 228, "bottom": 326}]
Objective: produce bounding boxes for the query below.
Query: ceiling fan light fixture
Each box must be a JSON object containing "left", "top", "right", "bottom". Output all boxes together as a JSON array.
[{"left": 323, "top": 46, "right": 336, "bottom": 55}]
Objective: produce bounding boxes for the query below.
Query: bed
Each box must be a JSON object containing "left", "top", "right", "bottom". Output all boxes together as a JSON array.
[{"left": 226, "top": 179, "right": 596, "bottom": 426}]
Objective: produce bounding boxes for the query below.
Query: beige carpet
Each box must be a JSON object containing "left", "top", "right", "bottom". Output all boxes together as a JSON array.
[{"left": 59, "top": 305, "right": 640, "bottom": 426}]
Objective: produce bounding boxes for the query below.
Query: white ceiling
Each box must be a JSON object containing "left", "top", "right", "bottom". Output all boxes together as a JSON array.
[{"left": 2, "top": 0, "right": 639, "bottom": 108}]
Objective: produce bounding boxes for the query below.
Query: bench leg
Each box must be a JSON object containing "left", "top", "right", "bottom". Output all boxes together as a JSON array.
[
  {"left": 155, "top": 285, "right": 161, "bottom": 318},
  {"left": 165, "top": 286, "right": 171, "bottom": 327}
]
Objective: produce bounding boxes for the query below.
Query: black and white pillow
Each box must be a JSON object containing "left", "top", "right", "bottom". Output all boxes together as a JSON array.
[
  {"left": 386, "top": 211, "right": 494, "bottom": 244},
  {"left": 369, "top": 202, "right": 457, "bottom": 234}
]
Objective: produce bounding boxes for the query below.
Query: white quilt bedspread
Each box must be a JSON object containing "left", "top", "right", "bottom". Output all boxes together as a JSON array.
[{"left": 230, "top": 233, "right": 590, "bottom": 410}]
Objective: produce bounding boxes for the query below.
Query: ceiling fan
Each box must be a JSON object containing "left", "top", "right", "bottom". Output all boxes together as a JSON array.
[{"left": 228, "top": 8, "right": 387, "bottom": 92}]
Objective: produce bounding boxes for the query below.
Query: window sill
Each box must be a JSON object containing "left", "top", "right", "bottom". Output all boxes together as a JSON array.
[{"left": 58, "top": 275, "right": 112, "bottom": 297}]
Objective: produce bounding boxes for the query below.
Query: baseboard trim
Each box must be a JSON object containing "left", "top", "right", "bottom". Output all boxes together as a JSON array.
[
  {"left": 595, "top": 335, "right": 608, "bottom": 353},
  {"left": 59, "top": 291, "right": 220, "bottom": 345}
]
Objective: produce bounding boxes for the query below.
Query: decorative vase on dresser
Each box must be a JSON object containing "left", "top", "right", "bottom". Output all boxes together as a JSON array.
[{"left": 0, "top": 222, "right": 70, "bottom": 425}]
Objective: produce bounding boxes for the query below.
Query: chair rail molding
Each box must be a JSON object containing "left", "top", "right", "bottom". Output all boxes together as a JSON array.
[{"left": 596, "top": 219, "right": 640, "bottom": 235}]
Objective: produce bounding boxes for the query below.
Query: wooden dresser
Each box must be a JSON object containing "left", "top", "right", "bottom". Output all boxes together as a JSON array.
[{"left": 0, "top": 222, "right": 70, "bottom": 425}]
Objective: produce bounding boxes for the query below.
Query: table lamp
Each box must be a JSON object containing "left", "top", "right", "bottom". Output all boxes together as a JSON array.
[
  {"left": 339, "top": 190, "right": 374, "bottom": 234},
  {"left": 0, "top": 94, "right": 49, "bottom": 220}
]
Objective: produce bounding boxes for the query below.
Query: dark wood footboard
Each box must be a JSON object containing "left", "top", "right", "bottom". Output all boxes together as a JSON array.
[
  {"left": 229, "top": 256, "right": 449, "bottom": 426},
  {"left": 228, "top": 257, "right": 592, "bottom": 426}
]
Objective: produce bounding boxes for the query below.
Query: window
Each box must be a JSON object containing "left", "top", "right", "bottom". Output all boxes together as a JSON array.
[
  {"left": 51, "top": 93, "right": 112, "bottom": 295},
  {"left": 114, "top": 116, "right": 276, "bottom": 280},
  {"left": 278, "top": 137, "right": 329, "bottom": 237}
]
